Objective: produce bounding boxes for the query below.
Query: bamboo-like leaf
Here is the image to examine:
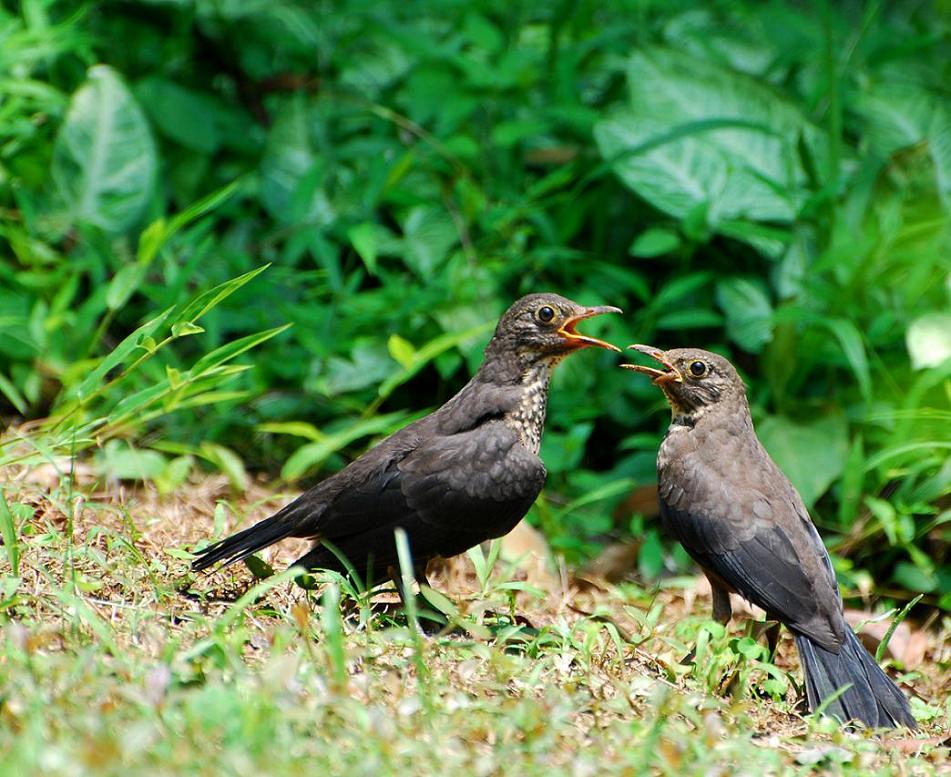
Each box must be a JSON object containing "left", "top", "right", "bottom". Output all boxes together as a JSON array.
[
  {"left": 594, "top": 47, "right": 827, "bottom": 243},
  {"left": 188, "top": 324, "right": 291, "bottom": 379},
  {"left": 172, "top": 264, "right": 271, "bottom": 326},
  {"left": 281, "top": 412, "right": 409, "bottom": 481},
  {"left": 377, "top": 322, "right": 493, "bottom": 399},
  {"left": 64, "top": 307, "right": 173, "bottom": 404}
]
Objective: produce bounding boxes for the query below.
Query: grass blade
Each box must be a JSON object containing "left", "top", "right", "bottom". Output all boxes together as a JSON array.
[
  {"left": 876, "top": 594, "right": 923, "bottom": 663},
  {"left": 0, "top": 491, "right": 20, "bottom": 576}
]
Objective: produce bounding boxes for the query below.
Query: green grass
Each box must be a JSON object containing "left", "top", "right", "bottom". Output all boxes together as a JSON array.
[
  {"left": 1, "top": 0, "right": 948, "bottom": 602},
  {"left": 0, "top": 472, "right": 946, "bottom": 776}
]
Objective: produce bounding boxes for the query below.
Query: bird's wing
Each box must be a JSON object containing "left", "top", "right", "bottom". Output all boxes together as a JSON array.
[
  {"left": 400, "top": 420, "right": 546, "bottom": 539},
  {"left": 659, "top": 439, "right": 844, "bottom": 651},
  {"left": 311, "top": 420, "right": 545, "bottom": 560}
]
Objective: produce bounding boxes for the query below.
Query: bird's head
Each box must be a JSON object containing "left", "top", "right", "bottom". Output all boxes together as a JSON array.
[
  {"left": 487, "top": 293, "right": 622, "bottom": 368},
  {"left": 622, "top": 345, "right": 748, "bottom": 422}
]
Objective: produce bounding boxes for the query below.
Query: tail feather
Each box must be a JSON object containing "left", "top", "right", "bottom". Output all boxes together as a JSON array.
[
  {"left": 795, "top": 628, "right": 916, "bottom": 729},
  {"left": 191, "top": 502, "right": 309, "bottom": 572}
]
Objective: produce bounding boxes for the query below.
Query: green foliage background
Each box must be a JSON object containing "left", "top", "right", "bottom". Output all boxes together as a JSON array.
[{"left": 1, "top": 0, "right": 948, "bottom": 606}]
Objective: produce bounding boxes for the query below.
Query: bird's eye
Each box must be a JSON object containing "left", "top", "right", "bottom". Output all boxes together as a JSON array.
[
  {"left": 688, "top": 361, "right": 707, "bottom": 378},
  {"left": 535, "top": 305, "right": 556, "bottom": 323}
]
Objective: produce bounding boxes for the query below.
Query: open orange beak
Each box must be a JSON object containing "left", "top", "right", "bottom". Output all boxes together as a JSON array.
[
  {"left": 621, "top": 344, "right": 681, "bottom": 384},
  {"left": 557, "top": 306, "right": 622, "bottom": 351}
]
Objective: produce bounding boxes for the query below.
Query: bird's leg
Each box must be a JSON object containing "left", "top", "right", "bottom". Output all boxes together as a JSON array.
[
  {"left": 710, "top": 583, "right": 733, "bottom": 626},
  {"left": 681, "top": 579, "right": 732, "bottom": 665}
]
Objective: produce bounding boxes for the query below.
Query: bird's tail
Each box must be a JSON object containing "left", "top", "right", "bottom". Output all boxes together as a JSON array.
[
  {"left": 191, "top": 501, "right": 310, "bottom": 572},
  {"left": 794, "top": 627, "right": 916, "bottom": 729}
]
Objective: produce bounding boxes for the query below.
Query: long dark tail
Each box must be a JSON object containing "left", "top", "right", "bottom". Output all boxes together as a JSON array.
[
  {"left": 795, "top": 628, "right": 916, "bottom": 729},
  {"left": 191, "top": 501, "right": 310, "bottom": 572}
]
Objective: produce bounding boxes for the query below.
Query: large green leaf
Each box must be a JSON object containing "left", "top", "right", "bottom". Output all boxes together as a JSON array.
[
  {"left": 50, "top": 65, "right": 156, "bottom": 233},
  {"left": 715, "top": 277, "right": 773, "bottom": 353},
  {"left": 282, "top": 412, "right": 409, "bottom": 481},
  {"left": 757, "top": 411, "right": 848, "bottom": 508},
  {"left": 856, "top": 83, "right": 951, "bottom": 208},
  {"left": 400, "top": 205, "right": 458, "bottom": 277},
  {"left": 260, "top": 98, "right": 335, "bottom": 225},
  {"left": 135, "top": 76, "right": 221, "bottom": 153},
  {"left": 594, "top": 47, "right": 825, "bottom": 233}
]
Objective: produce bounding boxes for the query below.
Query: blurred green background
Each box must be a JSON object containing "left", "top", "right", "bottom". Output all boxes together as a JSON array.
[{"left": 1, "top": 0, "right": 948, "bottom": 607}]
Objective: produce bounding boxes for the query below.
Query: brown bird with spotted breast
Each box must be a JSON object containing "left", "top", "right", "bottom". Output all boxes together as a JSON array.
[
  {"left": 624, "top": 345, "right": 916, "bottom": 729},
  {"left": 192, "top": 294, "right": 621, "bottom": 602}
]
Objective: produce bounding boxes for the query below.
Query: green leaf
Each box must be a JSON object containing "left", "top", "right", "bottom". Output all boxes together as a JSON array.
[
  {"left": 387, "top": 334, "right": 416, "bottom": 370},
  {"left": 173, "top": 264, "right": 270, "bottom": 326},
  {"left": 347, "top": 222, "right": 380, "bottom": 274},
  {"left": 856, "top": 83, "right": 951, "bottom": 206},
  {"left": 198, "top": 442, "right": 247, "bottom": 492},
  {"left": 171, "top": 322, "right": 204, "bottom": 338},
  {"left": 650, "top": 272, "right": 713, "bottom": 310},
  {"left": 0, "top": 372, "right": 28, "bottom": 415},
  {"left": 188, "top": 324, "right": 291, "bottom": 378},
  {"left": 629, "top": 227, "right": 681, "bottom": 258},
  {"left": 876, "top": 595, "right": 924, "bottom": 663},
  {"left": 757, "top": 411, "right": 848, "bottom": 507},
  {"left": 260, "top": 98, "right": 334, "bottom": 225},
  {"left": 257, "top": 421, "right": 324, "bottom": 442},
  {"left": 864, "top": 496, "right": 900, "bottom": 546},
  {"left": 594, "top": 47, "right": 825, "bottom": 240},
  {"left": 106, "top": 264, "right": 146, "bottom": 311},
  {"left": 135, "top": 76, "right": 221, "bottom": 153},
  {"left": 65, "top": 307, "right": 172, "bottom": 403},
  {"left": 821, "top": 318, "right": 871, "bottom": 401},
  {"left": 715, "top": 277, "right": 773, "bottom": 353},
  {"left": 656, "top": 309, "right": 724, "bottom": 330},
  {"left": 155, "top": 455, "right": 193, "bottom": 496},
  {"left": 401, "top": 205, "right": 457, "bottom": 276},
  {"left": 377, "top": 322, "right": 494, "bottom": 400},
  {"left": 734, "top": 636, "right": 764, "bottom": 660},
  {"left": 701, "top": 621, "right": 726, "bottom": 640},
  {"left": 137, "top": 218, "right": 167, "bottom": 266},
  {"left": 419, "top": 585, "right": 460, "bottom": 618},
  {"left": 0, "top": 491, "right": 20, "bottom": 576},
  {"left": 837, "top": 435, "right": 865, "bottom": 528},
  {"left": 166, "top": 366, "right": 183, "bottom": 389},
  {"left": 906, "top": 313, "right": 951, "bottom": 369},
  {"left": 244, "top": 555, "right": 275, "bottom": 580},
  {"left": 716, "top": 219, "right": 789, "bottom": 259},
  {"left": 281, "top": 412, "right": 409, "bottom": 481},
  {"left": 321, "top": 584, "right": 347, "bottom": 689},
  {"left": 137, "top": 180, "right": 241, "bottom": 265},
  {"left": 637, "top": 529, "right": 665, "bottom": 579},
  {"left": 892, "top": 563, "right": 937, "bottom": 594},
  {"left": 95, "top": 440, "right": 167, "bottom": 481},
  {"left": 540, "top": 423, "right": 593, "bottom": 474},
  {"left": 51, "top": 65, "right": 157, "bottom": 233}
]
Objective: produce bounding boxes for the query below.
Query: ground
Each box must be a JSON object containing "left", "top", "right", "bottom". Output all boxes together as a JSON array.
[{"left": 0, "top": 461, "right": 948, "bottom": 776}]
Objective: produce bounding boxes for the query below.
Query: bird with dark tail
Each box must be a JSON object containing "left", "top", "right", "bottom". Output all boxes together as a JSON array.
[
  {"left": 192, "top": 294, "right": 621, "bottom": 599},
  {"left": 623, "top": 345, "right": 916, "bottom": 730}
]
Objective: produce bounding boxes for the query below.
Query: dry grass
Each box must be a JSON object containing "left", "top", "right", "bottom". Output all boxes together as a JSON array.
[{"left": 0, "top": 460, "right": 948, "bottom": 776}]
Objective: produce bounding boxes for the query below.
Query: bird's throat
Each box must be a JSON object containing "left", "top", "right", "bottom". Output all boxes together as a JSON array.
[{"left": 507, "top": 359, "right": 556, "bottom": 454}]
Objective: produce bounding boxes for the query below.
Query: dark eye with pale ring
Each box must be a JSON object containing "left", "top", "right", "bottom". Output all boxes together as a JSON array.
[
  {"left": 689, "top": 361, "right": 707, "bottom": 377},
  {"left": 536, "top": 305, "right": 556, "bottom": 323}
]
